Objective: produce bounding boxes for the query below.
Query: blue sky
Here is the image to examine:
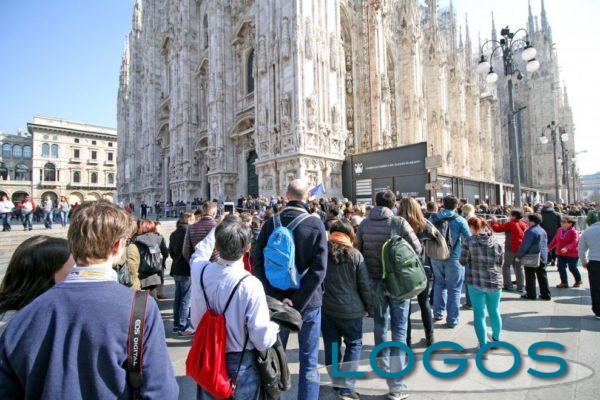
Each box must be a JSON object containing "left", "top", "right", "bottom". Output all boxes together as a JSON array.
[
  {"left": 0, "top": 0, "right": 597, "bottom": 174},
  {"left": 0, "top": 0, "right": 134, "bottom": 131}
]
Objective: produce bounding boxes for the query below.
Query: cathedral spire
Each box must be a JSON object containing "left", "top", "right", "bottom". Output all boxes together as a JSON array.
[
  {"left": 448, "top": 0, "right": 457, "bottom": 51},
  {"left": 458, "top": 25, "right": 463, "bottom": 49},
  {"left": 491, "top": 12, "right": 497, "bottom": 43},
  {"left": 465, "top": 14, "right": 471, "bottom": 54},
  {"left": 427, "top": 0, "right": 438, "bottom": 28},
  {"left": 541, "top": 0, "right": 551, "bottom": 39},
  {"left": 528, "top": 0, "right": 535, "bottom": 35},
  {"left": 563, "top": 82, "right": 570, "bottom": 108}
]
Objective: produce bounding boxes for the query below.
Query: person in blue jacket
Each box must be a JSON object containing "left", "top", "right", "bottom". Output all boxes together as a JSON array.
[
  {"left": 429, "top": 195, "right": 472, "bottom": 328},
  {"left": 516, "top": 213, "right": 551, "bottom": 300}
]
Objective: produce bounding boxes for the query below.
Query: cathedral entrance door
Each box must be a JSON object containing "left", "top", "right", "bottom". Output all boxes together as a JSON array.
[{"left": 247, "top": 150, "right": 258, "bottom": 197}]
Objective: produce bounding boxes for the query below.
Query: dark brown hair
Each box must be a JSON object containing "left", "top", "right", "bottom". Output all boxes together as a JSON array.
[
  {"left": 0, "top": 236, "right": 70, "bottom": 313},
  {"left": 328, "top": 220, "right": 356, "bottom": 264},
  {"left": 68, "top": 201, "right": 133, "bottom": 265}
]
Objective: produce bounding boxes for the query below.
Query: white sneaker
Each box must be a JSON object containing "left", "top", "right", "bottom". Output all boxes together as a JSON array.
[
  {"left": 387, "top": 392, "right": 409, "bottom": 400},
  {"left": 178, "top": 328, "right": 195, "bottom": 337},
  {"left": 595, "top": 316, "right": 600, "bottom": 320}
]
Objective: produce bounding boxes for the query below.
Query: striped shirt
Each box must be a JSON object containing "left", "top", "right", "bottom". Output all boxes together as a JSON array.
[{"left": 182, "top": 217, "right": 217, "bottom": 261}]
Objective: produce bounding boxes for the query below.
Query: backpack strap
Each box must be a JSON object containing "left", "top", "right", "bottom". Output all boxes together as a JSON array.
[
  {"left": 127, "top": 290, "right": 149, "bottom": 400},
  {"left": 223, "top": 274, "right": 251, "bottom": 313},
  {"left": 273, "top": 214, "right": 282, "bottom": 229},
  {"left": 286, "top": 213, "right": 312, "bottom": 232},
  {"left": 200, "top": 264, "right": 211, "bottom": 309}
]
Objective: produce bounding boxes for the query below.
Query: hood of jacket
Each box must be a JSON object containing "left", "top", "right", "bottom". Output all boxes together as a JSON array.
[
  {"left": 542, "top": 207, "right": 555, "bottom": 214},
  {"left": 369, "top": 206, "right": 394, "bottom": 221},
  {"left": 135, "top": 232, "right": 162, "bottom": 247},
  {"left": 435, "top": 209, "right": 457, "bottom": 220},
  {"left": 471, "top": 233, "right": 496, "bottom": 248}
]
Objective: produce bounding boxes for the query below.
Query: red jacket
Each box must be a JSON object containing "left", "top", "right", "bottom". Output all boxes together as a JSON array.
[
  {"left": 492, "top": 219, "right": 528, "bottom": 253},
  {"left": 548, "top": 227, "right": 579, "bottom": 258}
]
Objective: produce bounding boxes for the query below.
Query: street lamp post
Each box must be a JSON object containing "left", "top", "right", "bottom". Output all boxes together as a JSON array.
[
  {"left": 477, "top": 27, "right": 540, "bottom": 208},
  {"left": 539, "top": 121, "right": 568, "bottom": 203}
]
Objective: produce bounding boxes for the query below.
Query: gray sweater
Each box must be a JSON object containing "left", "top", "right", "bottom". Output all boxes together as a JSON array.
[{"left": 579, "top": 222, "right": 600, "bottom": 264}]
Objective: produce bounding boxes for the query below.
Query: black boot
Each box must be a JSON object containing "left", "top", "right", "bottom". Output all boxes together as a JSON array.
[{"left": 425, "top": 331, "right": 435, "bottom": 346}]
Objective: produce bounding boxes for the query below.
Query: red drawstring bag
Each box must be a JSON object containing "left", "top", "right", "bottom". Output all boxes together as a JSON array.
[{"left": 186, "top": 266, "right": 250, "bottom": 398}]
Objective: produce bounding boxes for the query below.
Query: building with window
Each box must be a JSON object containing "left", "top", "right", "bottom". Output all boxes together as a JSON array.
[
  {"left": 0, "top": 116, "right": 117, "bottom": 204},
  {"left": 117, "top": 0, "right": 575, "bottom": 205},
  {"left": 0, "top": 131, "right": 33, "bottom": 203}
]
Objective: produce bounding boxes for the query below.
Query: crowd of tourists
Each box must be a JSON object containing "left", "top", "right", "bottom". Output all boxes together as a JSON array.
[
  {"left": 0, "top": 194, "right": 77, "bottom": 231},
  {"left": 0, "top": 182, "right": 599, "bottom": 400}
]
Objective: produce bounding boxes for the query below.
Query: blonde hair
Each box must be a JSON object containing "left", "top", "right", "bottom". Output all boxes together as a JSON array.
[
  {"left": 461, "top": 204, "right": 476, "bottom": 220},
  {"left": 398, "top": 197, "right": 427, "bottom": 234}
]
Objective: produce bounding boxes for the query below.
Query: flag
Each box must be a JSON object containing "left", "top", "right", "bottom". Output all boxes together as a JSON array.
[{"left": 309, "top": 183, "right": 326, "bottom": 197}]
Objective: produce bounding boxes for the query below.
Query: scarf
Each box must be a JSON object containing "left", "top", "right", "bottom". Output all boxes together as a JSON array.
[{"left": 329, "top": 231, "right": 354, "bottom": 248}]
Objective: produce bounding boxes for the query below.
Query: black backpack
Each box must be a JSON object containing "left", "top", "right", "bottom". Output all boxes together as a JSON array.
[
  {"left": 432, "top": 215, "right": 458, "bottom": 258},
  {"left": 136, "top": 241, "right": 163, "bottom": 275}
]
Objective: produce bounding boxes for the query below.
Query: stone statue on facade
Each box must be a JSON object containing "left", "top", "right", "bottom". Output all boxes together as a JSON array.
[
  {"left": 305, "top": 18, "right": 313, "bottom": 59},
  {"left": 281, "top": 17, "right": 290, "bottom": 61},
  {"left": 258, "top": 36, "right": 267, "bottom": 74}
]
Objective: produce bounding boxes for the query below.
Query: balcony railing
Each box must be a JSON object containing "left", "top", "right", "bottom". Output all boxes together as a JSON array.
[
  {"left": 69, "top": 157, "right": 81, "bottom": 163},
  {"left": 87, "top": 159, "right": 99, "bottom": 165},
  {"left": 104, "top": 160, "right": 115, "bottom": 166}
]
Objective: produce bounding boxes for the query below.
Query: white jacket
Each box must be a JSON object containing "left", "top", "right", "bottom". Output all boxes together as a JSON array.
[{"left": 0, "top": 200, "right": 14, "bottom": 214}]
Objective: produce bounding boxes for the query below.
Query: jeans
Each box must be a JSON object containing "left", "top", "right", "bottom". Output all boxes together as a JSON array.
[
  {"left": 524, "top": 263, "right": 551, "bottom": 300},
  {"left": 173, "top": 275, "right": 192, "bottom": 331},
  {"left": 503, "top": 250, "right": 524, "bottom": 290},
  {"left": 59, "top": 211, "right": 68, "bottom": 227},
  {"left": 22, "top": 211, "right": 33, "bottom": 229},
  {"left": 196, "top": 350, "right": 260, "bottom": 400},
  {"left": 43, "top": 211, "right": 53, "bottom": 228},
  {"left": 371, "top": 279, "right": 410, "bottom": 394},
  {"left": 1, "top": 213, "right": 11, "bottom": 231},
  {"left": 588, "top": 260, "right": 600, "bottom": 316},
  {"left": 321, "top": 315, "right": 363, "bottom": 397},
  {"left": 280, "top": 307, "right": 321, "bottom": 400},
  {"left": 431, "top": 258, "right": 465, "bottom": 326},
  {"left": 467, "top": 285, "right": 502, "bottom": 346},
  {"left": 407, "top": 277, "right": 433, "bottom": 345},
  {"left": 557, "top": 256, "right": 581, "bottom": 285}
]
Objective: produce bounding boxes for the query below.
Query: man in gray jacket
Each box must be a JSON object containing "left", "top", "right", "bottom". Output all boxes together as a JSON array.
[{"left": 356, "top": 190, "right": 421, "bottom": 400}]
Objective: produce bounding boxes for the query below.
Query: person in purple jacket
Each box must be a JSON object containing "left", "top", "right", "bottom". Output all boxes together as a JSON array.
[{"left": 0, "top": 200, "right": 178, "bottom": 400}]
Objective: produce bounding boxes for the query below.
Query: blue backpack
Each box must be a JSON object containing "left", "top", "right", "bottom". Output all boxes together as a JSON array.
[{"left": 264, "top": 212, "right": 312, "bottom": 290}]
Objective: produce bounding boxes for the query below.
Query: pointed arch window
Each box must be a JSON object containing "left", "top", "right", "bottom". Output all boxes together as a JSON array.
[
  {"left": 203, "top": 14, "right": 209, "bottom": 49},
  {"left": 246, "top": 49, "right": 255, "bottom": 94}
]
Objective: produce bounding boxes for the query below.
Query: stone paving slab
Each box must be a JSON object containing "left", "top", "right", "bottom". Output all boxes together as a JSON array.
[{"left": 158, "top": 263, "right": 600, "bottom": 400}]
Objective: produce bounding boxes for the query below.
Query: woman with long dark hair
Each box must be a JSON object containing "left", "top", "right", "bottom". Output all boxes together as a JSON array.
[
  {"left": 0, "top": 236, "right": 74, "bottom": 333},
  {"left": 322, "top": 220, "right": 373, "bottom": 400},
  {"left": 398, "top": 197, "right": 436, "bottom": 346}
]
